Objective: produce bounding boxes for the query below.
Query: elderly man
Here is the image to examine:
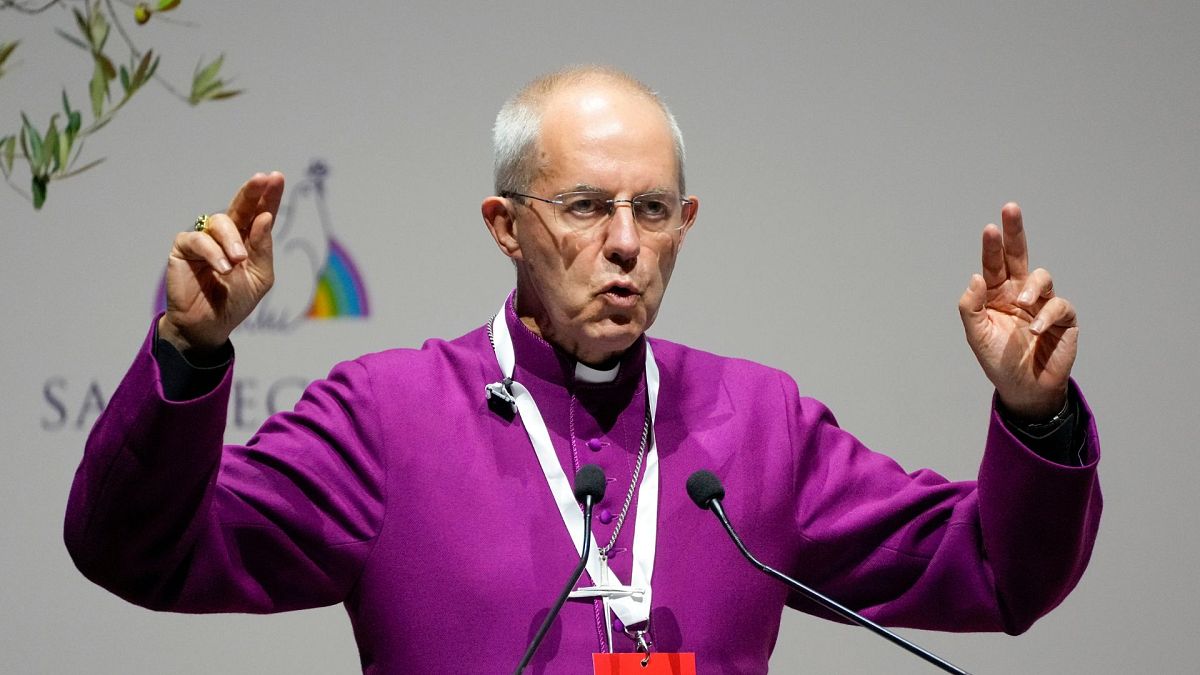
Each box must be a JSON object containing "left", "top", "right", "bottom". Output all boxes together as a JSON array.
[{"left": 66, "top": 66, "right": 1100, "bottom": 674}]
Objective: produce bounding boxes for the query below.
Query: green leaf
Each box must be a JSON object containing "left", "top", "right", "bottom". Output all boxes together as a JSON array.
[
  {"left": 157, "top": 0, "right": 181, "bottom": 10},
  {"left": 58, "top": 130, "right": 73, "bottom": 172},
  {"left": 193, "top": 79, "right": 222, "bottom": 100},
  {"left": 193, "top": 54, "right": 225, "bottom": 92},
  {"left": 90, "top": 61, "right": 107, "bottom": 118},
  {"left": 209, "top": 89, "right": 243, "bottom": 101},
  {"left": 146, "top": 55, "right": 161, "bottom": 81},
  {"left": 60, "top": 92, "right": 80, "bottom": 160},
  {"left": 73, "top": 8, "right": 92, "bottom": 47},
  {"left": 32, "top": 175, "right": 47, "bottom": 210},
  {"left": 21, "top": 113, "right": 46, "bottom": 173},
  {"left": 55, "top": 28, "right": 90, "bottom": 52},
  {"left": 132, "top": 50, "right": 154, "bottom": 88},
  {"left": 1, "top": 136, "right": 15, "bottom": 174},
  {"left": 45, "top": 116, "right": 61, "bottom": 173},
  {"left": 89, "top": 7, "right": 111, "bottom": 52},
  {"left": 0, "top": 41, "right": 17, "bottom": 72},
  {"left": 119, "top": 64, "right": 130, "bottom": 93}
]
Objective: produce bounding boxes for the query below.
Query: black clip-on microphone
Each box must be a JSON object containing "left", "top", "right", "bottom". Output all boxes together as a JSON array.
[
  {"left": 686, "top": 469, "right": 970, "bottom": 675},
  {"left": 515, "top": 464, "right": 607, "bottom": 675}
]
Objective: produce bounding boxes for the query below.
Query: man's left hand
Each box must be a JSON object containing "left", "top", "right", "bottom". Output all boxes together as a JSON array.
[{"left": 958, "top": 202, "right": 1078, "bottom": 421}]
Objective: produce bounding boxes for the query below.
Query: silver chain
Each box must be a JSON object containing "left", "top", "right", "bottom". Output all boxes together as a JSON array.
[{"left": 570, "top": 393, "right": 651, "bottom": 556}]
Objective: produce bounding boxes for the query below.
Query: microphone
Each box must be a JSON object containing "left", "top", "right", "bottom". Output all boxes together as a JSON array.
[
  {"left": 515, "top": 465, "right": 606, "bottom": 675},
  {"left": 687, "top": 470, "right": 970, "bottom": 675},
  {"left": 573, "top": 464, "right": 607, "bottom": 504}
]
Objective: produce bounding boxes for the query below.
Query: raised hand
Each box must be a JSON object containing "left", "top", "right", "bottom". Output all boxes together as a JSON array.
[
  {"left": 958, "top": 203, "right": 1078, "bottom": 421},
  {"left": 158, "top": 172, "right": 285, "bottom": 355}
]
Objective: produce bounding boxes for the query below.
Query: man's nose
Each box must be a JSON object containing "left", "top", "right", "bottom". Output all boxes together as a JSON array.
[{"left": 603, "top": 202, "right": 640, "bottom": 269}]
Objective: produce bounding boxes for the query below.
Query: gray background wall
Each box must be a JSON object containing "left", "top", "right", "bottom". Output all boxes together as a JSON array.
[{"left": 2, "top": 1, "right": 1197, "bottom": 672}]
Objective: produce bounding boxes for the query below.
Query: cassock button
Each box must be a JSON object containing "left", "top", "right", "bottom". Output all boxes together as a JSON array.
[
  {"left": 599, "top": 508, "right": 613, "bottom": 524},
  {"left": 587, "top": 438, "right": 603, "bottom": 452}
]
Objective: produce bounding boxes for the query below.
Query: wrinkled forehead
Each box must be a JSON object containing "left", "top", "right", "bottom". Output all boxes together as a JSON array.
[{"left": 534, "top": 83, "right": 679, "bottom": 190}]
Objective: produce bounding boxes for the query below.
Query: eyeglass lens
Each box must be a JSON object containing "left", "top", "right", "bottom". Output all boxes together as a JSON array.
[{"left": 555, "top": 191, "right": 684, "bottom": 231}]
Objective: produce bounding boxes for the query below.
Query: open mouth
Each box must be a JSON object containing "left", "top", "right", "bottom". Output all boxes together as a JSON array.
[
  {"left": 599, "top": 282, "right": 641, "bottom": 305},
  {"left": 600, "top": 282, "right": 640, "bottom": 297}
]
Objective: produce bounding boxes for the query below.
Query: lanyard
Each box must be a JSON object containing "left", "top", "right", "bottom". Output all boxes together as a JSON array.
[{"left": 488, "top": 306, "right": 660, "bottom": 630}]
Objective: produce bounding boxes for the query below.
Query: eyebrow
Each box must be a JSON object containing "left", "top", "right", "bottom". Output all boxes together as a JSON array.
[
  {"left": 564, "top": 183, "right": 606, "bottom": 193},
  {"left": 561, "top": 184, "right": 676, "bottom": 195}
]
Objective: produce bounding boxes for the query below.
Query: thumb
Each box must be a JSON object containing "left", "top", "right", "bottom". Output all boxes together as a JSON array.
[{"left": 957, "top": 273, "right": 989, "bottom": 341}]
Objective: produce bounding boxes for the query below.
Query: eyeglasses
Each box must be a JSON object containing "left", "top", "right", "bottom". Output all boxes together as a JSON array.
[{"left": 503, "top": 190, "right": 692, "bottom": 232}]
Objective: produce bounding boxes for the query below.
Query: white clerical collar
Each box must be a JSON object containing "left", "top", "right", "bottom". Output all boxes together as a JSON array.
[{"left": 574, "top": 360, "right": 619, "bottom": 384}]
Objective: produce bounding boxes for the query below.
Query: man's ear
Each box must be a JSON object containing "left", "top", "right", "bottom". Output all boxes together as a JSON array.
[
  {"left": 677, "top": 195, "right": 699, "bottom": 248},
  {"left": 482, "top": 196, "right": 522, "bottom": 260}
]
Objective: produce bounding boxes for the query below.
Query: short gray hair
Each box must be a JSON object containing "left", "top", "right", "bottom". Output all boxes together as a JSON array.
[{"left": 492, "top": 65, "right": 687, "bottom": 196}]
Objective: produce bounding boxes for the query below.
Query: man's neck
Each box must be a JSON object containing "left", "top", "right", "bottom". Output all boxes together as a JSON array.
[{"left": 516, "top": 314, "right": 625, "bottom": 368}]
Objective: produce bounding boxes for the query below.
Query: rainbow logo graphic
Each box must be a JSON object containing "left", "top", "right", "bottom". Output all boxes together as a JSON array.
[
  {"left": 306, "top": 238, "right": 369, "bottom": 318},
  {"left": 154, "top": 161, "right": 369, "bottom": 327}
]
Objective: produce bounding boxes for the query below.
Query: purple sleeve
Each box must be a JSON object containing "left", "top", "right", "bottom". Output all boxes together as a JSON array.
[
  {"left": 64, "top": 323, "right": 387, "bottom": 613},
  {"left": 781, "top": 375, "right": 1101, "bottom": 635}
]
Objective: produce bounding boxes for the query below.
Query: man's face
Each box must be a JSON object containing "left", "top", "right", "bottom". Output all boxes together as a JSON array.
[{"left": 488, "top": 82, "right": 698, "bottom": 365}]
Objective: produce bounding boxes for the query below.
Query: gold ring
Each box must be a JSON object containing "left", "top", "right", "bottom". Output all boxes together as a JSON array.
[{"left": 194, "top": 214, "right": 210, "bottom": 232}]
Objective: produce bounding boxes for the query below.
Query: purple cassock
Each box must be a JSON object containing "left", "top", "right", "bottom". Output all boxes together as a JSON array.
[{"left": 65, "top": 294, "right": 1102, "bottom": 674}]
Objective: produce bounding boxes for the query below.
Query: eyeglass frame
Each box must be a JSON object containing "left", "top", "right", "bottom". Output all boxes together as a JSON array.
[{"left": 501, "top": 188, "right": 694, "bottom": 232}]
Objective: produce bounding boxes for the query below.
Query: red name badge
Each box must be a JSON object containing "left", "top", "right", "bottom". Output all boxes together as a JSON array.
[{"left": 593, "top": 652, "right": 696, "bottom": 675}]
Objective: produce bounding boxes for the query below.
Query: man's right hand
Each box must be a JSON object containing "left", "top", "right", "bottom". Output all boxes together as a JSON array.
[{"left": 158, "top": 172, "right": 285, "bottom": 356}]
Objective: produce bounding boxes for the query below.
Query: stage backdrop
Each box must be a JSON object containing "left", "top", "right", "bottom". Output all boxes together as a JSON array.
[{"left": 3, "top": 2, "right": 1197, "bottom": 673}]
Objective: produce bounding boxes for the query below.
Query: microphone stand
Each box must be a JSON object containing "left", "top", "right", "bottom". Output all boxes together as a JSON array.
[
  {"left": 710, "top": 499, "right": 970, "bottom": 675},
  {"left": 514, "top": 495, "right": 595, "bottom": 675}
]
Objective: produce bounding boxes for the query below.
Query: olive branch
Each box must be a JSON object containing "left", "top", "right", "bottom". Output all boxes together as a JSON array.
[{"left": 0, "top": 0, "right": 241, "bottom": 209}]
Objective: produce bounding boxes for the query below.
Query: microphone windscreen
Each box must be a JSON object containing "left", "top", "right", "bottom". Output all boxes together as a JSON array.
[
  {"left": 686, "top": 470, "right": 725, "bottom": 509},
  {"left": 573, "top": 464, "right": 607, "bottom": 503}
]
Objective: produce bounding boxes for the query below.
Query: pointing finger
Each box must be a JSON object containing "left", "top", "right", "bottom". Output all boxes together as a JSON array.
[
  {"left": 1001, "top": 202, "right": 1029, "bottom": 280},
  {"left": 227, "top": 173, "right": 265, "bottom": 229},
  {"left": 227, "top": 172, "right": 282, "bottom": 230},
  {"left": 981, "top": 224, "right": 1007, "bottom": 289},
  {"left": 257, "top": 171, "right": 285, "bottom": 218}
]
